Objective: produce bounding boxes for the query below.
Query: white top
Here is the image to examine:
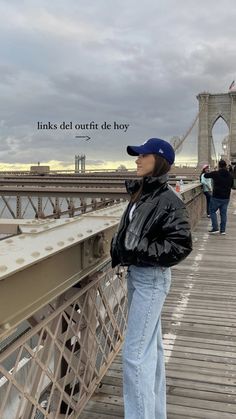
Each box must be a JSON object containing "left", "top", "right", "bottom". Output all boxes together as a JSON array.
[{"left": 129, "top": 202, "right": 137, "bottom": 222}]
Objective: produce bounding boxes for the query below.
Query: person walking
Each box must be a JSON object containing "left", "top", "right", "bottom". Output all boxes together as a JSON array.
[
  {"left": 200, "top": 164, "right": 212, "bottom": 217},
  {"left": 204, "top": 159, "right": 234, "bottom": 234},
  {"left": 110, "top": 138, "right": 193, "bottom": 419}
]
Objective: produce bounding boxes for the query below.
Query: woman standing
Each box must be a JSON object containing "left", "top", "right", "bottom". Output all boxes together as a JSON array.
[
  {"left": 110, "top": 138, "right": 192, "bottom": 419},
  {"left": 200, "top": 164, "right": 212, "bottom": 217}
]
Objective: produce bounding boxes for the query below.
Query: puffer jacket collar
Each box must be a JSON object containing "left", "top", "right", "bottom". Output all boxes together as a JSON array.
[{"left": 125, "top": 174, "right": 168, "bottom": 195}]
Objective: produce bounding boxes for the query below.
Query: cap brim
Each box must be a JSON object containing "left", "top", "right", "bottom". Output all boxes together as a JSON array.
[{"left": 127, "top": 145, "right": 145, "bottom": 156}]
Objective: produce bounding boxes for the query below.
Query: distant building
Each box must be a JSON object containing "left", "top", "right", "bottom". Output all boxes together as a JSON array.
[
  {"left": 75, "top": 154, "right": 86, "bottom": 173},
  {"left": 30, "top": 164, "right": 50, "bottom": 175}
]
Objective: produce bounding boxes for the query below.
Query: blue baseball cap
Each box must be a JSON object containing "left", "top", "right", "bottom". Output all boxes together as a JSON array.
[{"left": 127, "top": 138, "right": 175, "bottom": 165}]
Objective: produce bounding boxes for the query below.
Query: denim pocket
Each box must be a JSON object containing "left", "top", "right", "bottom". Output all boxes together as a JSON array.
[{"left": 155, "top": 266, "right": 171, "bottom": 295}]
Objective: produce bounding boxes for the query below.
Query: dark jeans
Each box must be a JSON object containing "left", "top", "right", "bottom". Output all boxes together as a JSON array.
[
  {"left": 204, "top": 191, "right": 211, "bottom": 215},
  {"left": 209, "top": 197, "right": 230, "bottom": 232}
]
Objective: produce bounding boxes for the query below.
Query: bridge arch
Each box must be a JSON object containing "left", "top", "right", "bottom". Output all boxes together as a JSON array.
[
  {"left": 210, "top": 113, "right": 230, "bottom": 132},
  {"left": 197, "top": 92, "right": 236, "bottom": 167}
]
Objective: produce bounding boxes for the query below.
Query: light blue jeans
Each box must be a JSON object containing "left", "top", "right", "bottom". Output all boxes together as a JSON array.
[{"left": 122, "top": 264, "right": 171, "bottom": 419}]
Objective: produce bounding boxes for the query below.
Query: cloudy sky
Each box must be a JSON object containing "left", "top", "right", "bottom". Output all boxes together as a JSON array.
[{"left": 0, "top": 0, "right": 235, "bottom": 170}]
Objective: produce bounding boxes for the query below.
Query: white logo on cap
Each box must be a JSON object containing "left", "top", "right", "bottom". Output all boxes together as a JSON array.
[{"left": 158, "top": 148, "right": 164, "bottom": 153}]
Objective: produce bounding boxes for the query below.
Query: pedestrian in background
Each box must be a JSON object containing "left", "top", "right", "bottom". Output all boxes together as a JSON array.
[
  {"left": 204, "top": 159, "right": 233, "bottom": 234},
  {"left": 228, "top": 164, "right": 233, "bottom": 174},
  {"left": 200, "top": 164, "right": 212, "bottom": 217},
  {"left": 110, "top": 138, "right": 192, "bottom": 419}
]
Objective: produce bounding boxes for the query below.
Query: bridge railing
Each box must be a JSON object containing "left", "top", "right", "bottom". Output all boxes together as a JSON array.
[
  {"left": 0, "top": 179, "right": 199, "bottom": 220},
  {"left": 0, "top": 262, "right": 127, "bottom": 419},
  {"left": 0, "top": 184, "right": 204, "bottom": 419}
]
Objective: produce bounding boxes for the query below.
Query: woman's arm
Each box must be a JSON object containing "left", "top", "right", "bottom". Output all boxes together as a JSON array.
[{"left": 136, "top": 206, "right": 192, "bottom": 267}]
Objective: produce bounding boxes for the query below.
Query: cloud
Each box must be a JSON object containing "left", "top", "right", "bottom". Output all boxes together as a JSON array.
[{"left": 0, "top": 0, "right": 236, "bottom": 167}]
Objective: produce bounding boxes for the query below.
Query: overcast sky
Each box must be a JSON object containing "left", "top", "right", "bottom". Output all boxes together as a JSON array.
[{"left": 0, "top": 0, "right": 235, "bottom": 170}]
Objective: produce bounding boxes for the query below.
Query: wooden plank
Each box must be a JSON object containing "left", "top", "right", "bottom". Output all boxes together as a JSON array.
[
  {"left": 163, "top": 315, "right": 236, "bottom": 327},
  {"left": 167, "top": 394, "right": 236, "bottom": 414},
  {"left": 166, "top": 377, "right": 236, "bottom": 394},
  {"left": 166, "top": 363, "right": 236, "bottom": 380},
  {"left": 82, "top": 397, "right": 124, "bottom": 416},
  {"left": 163, "top": 334, "right": 236, "bottom": 348},
  {"left": 166, "top": 369, "right": 236, "bottom": 386},
  {"left": 167, "top": 415, "right": 199, "bottom": 419},
  {"left": 94, "top": 384, "right": 123, "bottom": 397},
  {"left": 163, "top": 307, "right": 236, "bottom": 318},
  {"left": 163, "top": 328, "right": 236, "bottom": 342},
  {"left": 100, "top": 375, "right": 123, "bottom": 387},
  {"left": 166, "top": 357, "right": 236, "bottom": 372},
  {"left": 167, "top": 403, "right": 235, "bottom": 419},
  {"left": 111, "top": 358, "right": 236, "bottom": 374},
  {"left": 167, "top": 387, "right": 236, "bottom": 404},
  {"left": 164, "top": 349, "right": 236, "bottom": 365},
  {"left": 164, "top": 344, "right": 236, "bottom": 359},
  {"left": 101, "top": 374, "right": 236, "bottom": 396},
  {"left": 104, "top": 367, "right": 236, "bottom": 387},
  {"left": 80, "top": 412, "right": 123, "bottom": 419},
  {"left": 162, "top": 321, "right": 236, "bottom": 337}
]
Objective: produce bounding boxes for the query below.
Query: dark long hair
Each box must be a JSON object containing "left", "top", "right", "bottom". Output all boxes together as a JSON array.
[{"left": 130, "top": 155, "right": 171, "bottom": 203}]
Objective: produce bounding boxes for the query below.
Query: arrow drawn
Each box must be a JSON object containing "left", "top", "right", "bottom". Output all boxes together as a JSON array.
[{"left": 75, "top": 136, "right": 91, "bottom": 141}]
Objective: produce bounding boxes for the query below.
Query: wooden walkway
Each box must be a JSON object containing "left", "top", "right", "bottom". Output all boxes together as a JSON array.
[{"left": 80, "top": 191, "right": 236, "bottom": 419}]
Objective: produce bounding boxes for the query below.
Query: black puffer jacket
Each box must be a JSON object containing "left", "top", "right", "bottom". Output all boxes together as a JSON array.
[
  {"left": 110, "top": 174, "right": 192, "bottom": 268},
  {"left": 204, "top": 168, "right": 233, "bottom": 199}
]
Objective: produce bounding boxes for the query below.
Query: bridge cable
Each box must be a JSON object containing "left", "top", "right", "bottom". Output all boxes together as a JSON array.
[{"left": 174, "top": 100, "right": 206, "bottom": 152}]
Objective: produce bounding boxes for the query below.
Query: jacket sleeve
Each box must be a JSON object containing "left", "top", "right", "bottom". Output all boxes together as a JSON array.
[
  {"left": 201, "top": 174, "right": 212, "bottom": 191},
  {"left": 204, "top": 171, "right": 215, "bottom": 179},
  {"left": 136, "top": 206, "right": 193, "bottom": 267}
]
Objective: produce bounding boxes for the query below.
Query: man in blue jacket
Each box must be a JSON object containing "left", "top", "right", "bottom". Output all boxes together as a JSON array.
[{"left": 204, "top": 159, "right": 234, "bottom": 234}]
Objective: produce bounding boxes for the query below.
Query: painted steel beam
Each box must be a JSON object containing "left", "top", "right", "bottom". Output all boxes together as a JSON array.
[
  {"left": 0, "top": 177, "right": 195, "bottom": 188},
  {"left": 0, "top": 179, "right": 131, "bottom": 188},
  {"left": 0, "top": 182, "right": 199, "bottom": 198},
  {"left": 0, "top": 203, "right": 128, "bottom": 338},
  {"left": 0, "top": 186, "right": 129, "bottom": 198}
]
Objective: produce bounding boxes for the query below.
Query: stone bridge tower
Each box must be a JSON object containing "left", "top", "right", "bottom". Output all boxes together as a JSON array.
[{"left": 197, "top": 92, "right": 236, "bottom": 167}]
